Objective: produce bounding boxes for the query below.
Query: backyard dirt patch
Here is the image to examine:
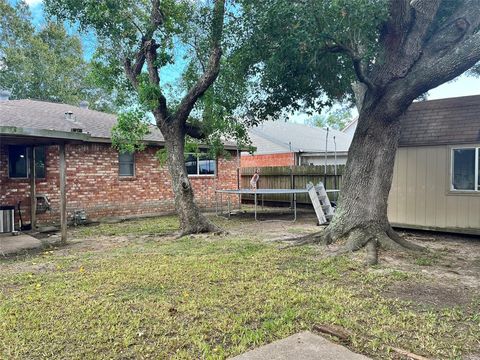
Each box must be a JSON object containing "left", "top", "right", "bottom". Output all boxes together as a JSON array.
[{"left": 385, "top": 281, "right": 474, "bottom": 308}]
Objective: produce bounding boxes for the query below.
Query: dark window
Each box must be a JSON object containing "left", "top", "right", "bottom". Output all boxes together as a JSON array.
[
  {"left": 119, "top": 152, "right": 135, "bottom": 176},
  {"left": 8, "top": 146, "right": 27, "bottom": 178},
  {"left": 198, "top": 153, "right": 216, "bottom": 175},
  {"left": 8, "top": 146, "right": 46, "bottom": 179},
  {"left": 185, "top": 153, "right": 198, "bottom": 175},
  {"left": 185, "top": 152, "right": 216, "bottom": 175},
  {"left": 452, "top": 148, "right": 476, "bottom": 190}
]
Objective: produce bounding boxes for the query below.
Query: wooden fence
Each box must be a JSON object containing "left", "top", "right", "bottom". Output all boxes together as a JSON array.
[{"left": 240, "top": 165, "right": 345, "bottom": 204}]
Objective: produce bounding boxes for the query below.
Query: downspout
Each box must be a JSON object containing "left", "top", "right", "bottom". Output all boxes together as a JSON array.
[
  {"left": 237, "top": 146, "right": 241, "bottom": 208},
  {"left": 333, "top": 136, "right": 337, "bottom": 201},
  {"left": 324, "top": 127, "right": 329, "bottom": 186}
]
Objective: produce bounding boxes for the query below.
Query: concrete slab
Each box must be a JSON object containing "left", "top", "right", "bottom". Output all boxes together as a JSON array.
[
  {"left": 230, "top": 331, "right": 370, "bottom": 360},
  {"left": 0, "top": 233, "right": 43, "bottom": 255}
]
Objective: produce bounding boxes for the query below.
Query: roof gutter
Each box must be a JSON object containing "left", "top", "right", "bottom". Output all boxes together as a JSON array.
[
  {"left": 69, "top": 135, "right": 243, "bottom": 151},
  {"left": 0, "top": 126, "right": 92, "bottom": 142}
]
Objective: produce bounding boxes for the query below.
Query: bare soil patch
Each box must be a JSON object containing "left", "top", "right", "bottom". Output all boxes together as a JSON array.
[{"left": 385, "top": 281, "right": 474, "bottom": 308}]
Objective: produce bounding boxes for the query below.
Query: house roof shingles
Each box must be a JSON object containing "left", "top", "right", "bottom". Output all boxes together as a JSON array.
[
  {"left": 398, "top": 95, "right": 480, "bottom": 146},
  {"left": 0, "top": 99, "right": 165, "bottom": 143},
  {"left": 248, "top": 120, "right": 352, "bottom": 155},
  {"left": 0, "top": 99, "right": 239, "bottom": 148}
]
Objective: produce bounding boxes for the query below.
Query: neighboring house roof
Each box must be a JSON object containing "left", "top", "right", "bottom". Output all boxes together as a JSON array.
[
  {"left": 341, "top": 116, "right": 358, "bottom": 135},
  {"left": 399, "top": 95, "right": 480, "bottom": 146},
  {"left": 342, "top": 95, "right": 480, "bottom": 146},
  {"left": 247, "top": 120, "right": 353, "bottom": 155},
  {"left": 0, "top": 99, "right": 238, "bottom": 149}
]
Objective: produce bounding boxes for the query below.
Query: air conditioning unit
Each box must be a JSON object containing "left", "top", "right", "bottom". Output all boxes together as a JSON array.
[{"left": 0, "top": 205, "right": 15, "bottom": 233}]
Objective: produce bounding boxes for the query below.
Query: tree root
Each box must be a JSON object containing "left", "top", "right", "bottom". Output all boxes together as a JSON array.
[
  {"left": 280, "top": 223, "right": 424, "bottom": 265},
  {"left": 279, "top": 232, "right": 326, "bottom": 248},
  {"left": 177, "top": 216, "right": 224, "bottom": 238}
]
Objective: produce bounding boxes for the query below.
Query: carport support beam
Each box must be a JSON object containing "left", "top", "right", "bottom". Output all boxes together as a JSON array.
[
  {"left": 29, "top": 146, "right": 36, "bottom": 229},
  {"left": 59, "top": 143, "right": 67, "bottom": 243}
]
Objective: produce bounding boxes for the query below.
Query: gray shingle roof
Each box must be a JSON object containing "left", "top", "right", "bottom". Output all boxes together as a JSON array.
[
  {"left": 249, "top": 121, "right": 353, "bottom": 154},
  {"left": 0, "top": 99, "right": 165, "bottom": 143},
  {"left": 0, "top": 99, "right": 238, "bottom": 148},
  {"left": 399, "top": 95, "right": 480, "bottom": 146}
]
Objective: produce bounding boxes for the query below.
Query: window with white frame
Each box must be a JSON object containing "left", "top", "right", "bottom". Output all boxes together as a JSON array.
[
  {"left": 451, "top": 147, "right": 479, "bottom": 191},
  {"left": 118, "top": 152, "right": 135, "bottom": 176},
  {"left": 185, "top": 151, "right": 216, "bottom": 176}
]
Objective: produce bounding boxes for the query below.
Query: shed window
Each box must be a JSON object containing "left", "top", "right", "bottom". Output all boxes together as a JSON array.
[
  {"left": 452, "top": 147, "right": 479, "bottom": 191},
  {"left": 185, "top": 152, "right": 216, "bottom": 176},
  {"left": 8, "top": 146, "right": 46, "bottom": 179},
  {"left": 119, "top": 152, "right": 135, "bottom": 176}
]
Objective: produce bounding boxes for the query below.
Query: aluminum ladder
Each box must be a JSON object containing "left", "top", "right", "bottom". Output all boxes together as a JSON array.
[{"left": 307, "top": 182, "right": 335, "bottom": 225}]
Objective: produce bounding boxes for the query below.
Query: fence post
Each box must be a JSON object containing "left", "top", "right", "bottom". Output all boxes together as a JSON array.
[{"left": 290, "top": 166, "right": 294, "bottom": 209}]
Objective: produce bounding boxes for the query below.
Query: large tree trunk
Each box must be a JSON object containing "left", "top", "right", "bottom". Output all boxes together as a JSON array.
[
  {"left": 319, "top": 1, "right": 480, "bottom": 263},
  {"left": 323, "top": 94, "right": 422, "bottom": 258},
  {"left": 163, "top": 124, "right": 220, "bottom": 235}
]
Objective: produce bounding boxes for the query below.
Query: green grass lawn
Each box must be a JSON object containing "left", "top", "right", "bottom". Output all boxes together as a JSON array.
[{"left": 1, "top": 216, "right": 478, "bottom": 359}]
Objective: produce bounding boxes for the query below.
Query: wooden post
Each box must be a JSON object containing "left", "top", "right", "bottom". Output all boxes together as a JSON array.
[
  {"left": 59, "top": 143, "right": 67, "bottom": 243},
  {"left": 29, "top": 146, "right": 36, "bottom": 229}
]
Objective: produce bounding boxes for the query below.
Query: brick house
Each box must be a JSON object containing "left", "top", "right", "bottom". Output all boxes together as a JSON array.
[
  {"left": 241, "top": 121, "right": 353, "bottom": 168},
  {"left": 0, "top": 99, "right": 240, "bottom": 231}
]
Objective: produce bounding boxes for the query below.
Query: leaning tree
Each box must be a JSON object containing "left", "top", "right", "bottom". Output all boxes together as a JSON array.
[
  {"left": 239, "top": 0, "right": 480, "bottom": 262},
  {"left": 45, "top": 0, "right": 236, "bottom": 235}
]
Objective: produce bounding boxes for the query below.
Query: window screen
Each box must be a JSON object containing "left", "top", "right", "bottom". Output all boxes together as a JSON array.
[
  {"left": 452, "top": 148, "right": 475, "bottom": 190},
  {"left": 119, "top": 152, "right": 135, "bottom": 176}
]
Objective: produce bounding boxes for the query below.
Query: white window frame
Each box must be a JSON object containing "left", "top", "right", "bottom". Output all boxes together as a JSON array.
[
  {"left": 118, "top": 152, "right": 135, "bottom": 177},
  {"left": 450, "top": 146, "right": 479, "bottom": 192},
  {"left": 185, "top": 152, "right": 216, "bottom": 177}
]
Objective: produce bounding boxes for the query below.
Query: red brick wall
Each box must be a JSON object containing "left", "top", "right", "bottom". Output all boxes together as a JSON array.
[
  {"left": 241, "top": 152, "right": 295, "bottom": 168},
  {"left": 0, "top": 143, "right": 239, "bottom": 226}
]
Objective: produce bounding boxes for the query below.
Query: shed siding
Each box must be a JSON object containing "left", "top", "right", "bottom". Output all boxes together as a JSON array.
[{"left": 388, "top": 145, "right": 480, "bottom": 233}]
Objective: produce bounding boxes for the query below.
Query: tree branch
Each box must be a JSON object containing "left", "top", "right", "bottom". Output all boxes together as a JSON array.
[
  {"left": 184, "top": 122, "right": 206, "bottom": 139},
  {"left": 123, "top": 0, "right": 164, "bottom": 89},
  {"left": 373, "top": 0, "right": 441, "bottom": 84},
  {"left": 351, "top": 56, "right": 374, "bottom": 90},
  {"left": 190, "top": 35, "right": 207, "bottom": 73},
  {"left": 144, "top": 39, "right": 169, "bottom": 122},
  {"left": 124, "top": 46, "right": 146, "bottom": 89},
  {"left": 320, "top": 39, "right": 375, "bottom": 90},
  {"left": 409, "top": 31, "right": 480, "bottom": 96},
  {"left": 147, "top": 0, "right": 164, "bottom": 39},
  {"left": 174, "top": 0, "right": 226, "bottom": 123}
]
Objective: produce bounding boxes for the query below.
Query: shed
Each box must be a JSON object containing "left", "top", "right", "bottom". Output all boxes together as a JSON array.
[{"left": 388, "top": 95, "right": 480, "bottom": 235}]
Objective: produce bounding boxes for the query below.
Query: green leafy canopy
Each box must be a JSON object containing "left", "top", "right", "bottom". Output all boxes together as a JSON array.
[
  {"left": 44, "top": 0, "right": 253, "bottom": 155},
  {"left": 234, "top": 0, "right": 389, "bottom": 119},
  {"left": 0, "top": 0, "right": 115, "bottom": 110},
  {"left": 111, "top": 109, "right": 151, "bottom": 154}
]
